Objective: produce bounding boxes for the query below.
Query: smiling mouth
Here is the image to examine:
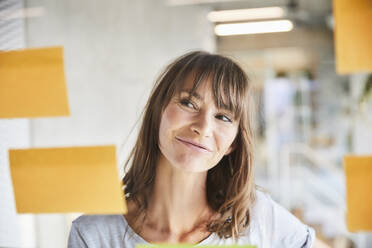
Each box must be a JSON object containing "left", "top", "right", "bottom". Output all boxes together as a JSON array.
[{"left": 175, "top": 137, "right": 211, "bottom": 152}]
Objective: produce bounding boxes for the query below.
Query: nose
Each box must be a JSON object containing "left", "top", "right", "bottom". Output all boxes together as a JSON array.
[{"left": 191, "top": 111, "right": 213, "bottom": 137}]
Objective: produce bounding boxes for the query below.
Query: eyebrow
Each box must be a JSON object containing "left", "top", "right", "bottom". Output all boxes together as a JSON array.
[{"left": 179, "top": 90, "right": 203, "bottom": 101}]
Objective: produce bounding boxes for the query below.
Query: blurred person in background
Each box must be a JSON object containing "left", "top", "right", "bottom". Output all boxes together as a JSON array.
[{"left": 264, "top": 71, "right": 296, "bottom": 153}]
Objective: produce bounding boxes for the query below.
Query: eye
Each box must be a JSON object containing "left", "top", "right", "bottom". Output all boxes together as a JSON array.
[
  {"left": 216, "top": 114, "right": 232, "bottom": 123},
  {"left": 180, "top": 99, "right": 197, "bottom": 110}
]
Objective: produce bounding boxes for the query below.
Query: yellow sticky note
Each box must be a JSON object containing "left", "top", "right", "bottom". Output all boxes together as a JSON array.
[
  {"left": 9, "top": 145, "right": 127, "bottom": 214},
  {"left": 344, "top": 155, "right": 372, "bottom": 231},
  {"left": 137, "top": 246, "right": 256, "bottom": 248},
  {"left": 333, "top": 0, "right": 372, "bottom": 74},
  {"left": 0, "top": 46, "right": 70, "bottom": 118}
]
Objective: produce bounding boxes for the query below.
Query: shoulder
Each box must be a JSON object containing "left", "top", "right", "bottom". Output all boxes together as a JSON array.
[
  {"left": 246, "top": 190, "right": 315, "bottom": 248},
  {"left": 72, "top": 214, "right": 126, "bottom": 232},
  {"left": 68, "top": 215, "right": 127, "bottom": 247}
]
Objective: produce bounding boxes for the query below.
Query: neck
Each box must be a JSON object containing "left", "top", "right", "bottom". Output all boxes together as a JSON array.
[{"left": 145, "top": 154, "right": 213, "bottom": 237}]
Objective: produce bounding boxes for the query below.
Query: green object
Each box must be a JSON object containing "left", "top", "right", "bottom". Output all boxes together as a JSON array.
[{"left": 136, "top": 245, "right": 256, "bottom": 248}]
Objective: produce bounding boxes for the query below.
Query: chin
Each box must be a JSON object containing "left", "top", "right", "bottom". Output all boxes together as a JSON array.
[
  {"left": 172, "top": 157, "right": 213, "bottom": 173},
  {"left": 175, "top": 165, "right": 208, "bottom": 173}
]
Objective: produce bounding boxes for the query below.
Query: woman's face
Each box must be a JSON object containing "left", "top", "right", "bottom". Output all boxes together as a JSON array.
[{"left": 158, "top": 80, "right": 239, "bottom": 173}]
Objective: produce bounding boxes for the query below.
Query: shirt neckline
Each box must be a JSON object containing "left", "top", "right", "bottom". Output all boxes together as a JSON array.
[{"left": 120, "top": 214, "right": 217, "bottom": 245}]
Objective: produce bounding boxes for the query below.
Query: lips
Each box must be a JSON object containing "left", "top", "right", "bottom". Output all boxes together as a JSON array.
[{"left": 175, "top": 137, "right": 211, "bottom": 152}]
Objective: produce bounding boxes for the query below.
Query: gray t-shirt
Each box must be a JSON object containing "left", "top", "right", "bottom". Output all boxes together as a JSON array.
[{"left": 68, "top": 191, "right": 315, "bottom": 248}]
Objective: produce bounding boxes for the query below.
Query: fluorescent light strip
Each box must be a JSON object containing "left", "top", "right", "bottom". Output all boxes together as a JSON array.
[
  {"left": 167, "top": 0, "right": 239, "bottom": 6},
  {"left": 208, "top": 7, "right": 285, "bottom": 22},
  {"left": 215, "top": 20, "right": 293, "bottom": 36}
]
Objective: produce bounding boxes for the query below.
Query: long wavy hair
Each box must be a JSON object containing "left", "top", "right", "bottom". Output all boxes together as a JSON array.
[{"left": 123, "top": 51, "right": 255, "bottom": 240}]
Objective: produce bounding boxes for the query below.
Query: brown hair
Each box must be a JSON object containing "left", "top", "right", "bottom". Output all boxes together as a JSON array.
[{"left": 123, "top": 51, "right": 255, "bottom": 240}]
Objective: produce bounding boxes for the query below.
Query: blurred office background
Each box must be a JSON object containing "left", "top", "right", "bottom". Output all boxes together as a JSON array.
[{"left": 1, "top": 0, "right": 372, "bottom": 247}]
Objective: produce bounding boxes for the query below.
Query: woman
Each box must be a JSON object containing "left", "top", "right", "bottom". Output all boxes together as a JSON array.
[{"left": 68, "top": 51, "right": 315, "bottom": 247}]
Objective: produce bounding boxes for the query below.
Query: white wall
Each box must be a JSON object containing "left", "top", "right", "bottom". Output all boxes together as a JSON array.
[
  {"left": 25, "top": 0, "right": 214, "bottom": 149},
  {"left": 24, "top": 0, "right": 214, "bottom": 247}
]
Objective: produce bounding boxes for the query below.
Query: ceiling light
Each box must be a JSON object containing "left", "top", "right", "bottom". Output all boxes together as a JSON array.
[{"left": 215, "top": 20, "right": 294, "bottom": 36}]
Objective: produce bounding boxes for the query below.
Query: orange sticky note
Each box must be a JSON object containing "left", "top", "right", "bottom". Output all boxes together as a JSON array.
[
  {"left": 0, "top": 46, "right": 70, "bottom": 118},
  {"left": 333, "top": 0, "right": 372, "bottom": 74},
  {"left": 344, "top": 155, "right": 372, "bottom": 231},
  {"left": 9, "top": 145, "right": 127, "bottom": 214}
]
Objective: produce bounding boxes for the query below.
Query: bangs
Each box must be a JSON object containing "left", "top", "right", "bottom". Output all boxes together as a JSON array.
[{"left": 172, "top": 53, "right": 247, "bottom": 120}]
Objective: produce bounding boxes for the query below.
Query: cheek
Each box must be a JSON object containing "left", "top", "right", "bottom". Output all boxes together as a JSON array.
[
  {"left": 216, "top": 126, "right": 238, "bottom": 151},
  {"left": 163, "top": 104, "right": 182, "bottom": 126},
  {"left": 159, "top": 104, "right": 190, "bottom": 143}
]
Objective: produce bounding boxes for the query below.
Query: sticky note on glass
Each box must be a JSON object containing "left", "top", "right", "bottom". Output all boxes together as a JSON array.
[
  {"left": 344, "top": 155, "right": 372, "bottom": 231},
  {"left": 0, "top": 46, "right": 70, "bottom": 118},
  {"left": 334, "top": 0, "right": 372, "bottom": 74},
  {"left": 9, "top": 145, "right": 127, "bottom": 214},
  {"left": 137, "top": 245, "right": 256, "bottom": 248}
]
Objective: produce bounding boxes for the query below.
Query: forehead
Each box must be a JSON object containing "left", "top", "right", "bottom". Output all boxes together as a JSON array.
[
  {"left": 180, "top": 78, "right": 211, "bottom": 99},
  {"left": 178, "top": 75, "right": 225, "bottom": 105}
]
